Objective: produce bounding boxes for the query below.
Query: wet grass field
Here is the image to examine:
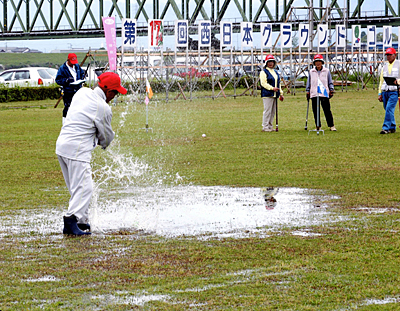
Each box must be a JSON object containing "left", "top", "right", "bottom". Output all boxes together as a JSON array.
[{"left": 1, "top": 88, "right": 400, "bottom": 309}]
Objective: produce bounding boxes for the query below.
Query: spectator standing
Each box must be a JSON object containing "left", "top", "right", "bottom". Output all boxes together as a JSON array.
[
  {"left": 306, "top": 54, "right": 336, "bottom": 131},
  {"left": 260, "top": 54, "right": 284, "bottom": 132},
  {"left": 378, "top": 47, "right": 400, "bottom": 134},
  {"left": 56, "top": 53, "right": 85, "bottom": 123},
  {"left": 56, "top": 72, "right": 127, "bottom": 236}
]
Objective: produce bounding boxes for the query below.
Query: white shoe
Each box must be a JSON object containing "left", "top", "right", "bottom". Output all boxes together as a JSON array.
[{"left": 330, "top": 126, "right": 337, "bottom": 131}]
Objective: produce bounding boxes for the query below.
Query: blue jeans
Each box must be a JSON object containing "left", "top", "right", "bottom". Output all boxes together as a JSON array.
[{"left": 382, "top": 91, "right": 398, "bottom": 131}]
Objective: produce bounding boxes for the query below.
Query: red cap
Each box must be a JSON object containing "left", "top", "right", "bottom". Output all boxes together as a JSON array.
[
  {"left": 264, "top": 54, "right": 277, "bottom": 68},
  {"left": 68, "top": 53, "right": 78, "bottom": 64},
  {"left": 98, "top": 72, "right": 127, "bottom": 95},
  {"left": 385, "top": 47, "right": 396, "bottom": 55},
  {"left": 265, "top": 54, "right": 276, "bottom": 62},
  {"left": 313, "top": 54, "right": 325, "bottom": 64}
]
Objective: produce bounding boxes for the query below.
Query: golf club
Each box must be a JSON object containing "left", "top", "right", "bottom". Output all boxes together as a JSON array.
[
  {"left": 317, "top": 96, "right": 320, "bottom": 135},
  {"left": 305, "top": 98, "right": 309, "bottom": 130},
  {"left": 275, "top": 97, "right": 278, "bottom": 132}
]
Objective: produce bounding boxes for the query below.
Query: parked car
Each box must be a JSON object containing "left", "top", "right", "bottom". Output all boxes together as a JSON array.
[
  {"left": 45, "top": 67, "right": 58, "bottom": 78},
  {"left": 0, "top": 67, "right": 56, "bottom": 87},
  {"left": 174, "top": 68, "right": 211, "bottom": 78}
]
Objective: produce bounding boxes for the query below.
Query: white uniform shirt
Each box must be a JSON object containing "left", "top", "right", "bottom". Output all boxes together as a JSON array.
[
  {"left": 66, "top": 62, "right": 77, "bottom": 81},
  {"left": 56, "top": 87, "right": 115, "bottom": 163}
]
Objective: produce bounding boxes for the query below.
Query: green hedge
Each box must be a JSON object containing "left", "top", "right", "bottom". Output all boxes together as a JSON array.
[
  {"left": 0, "top": 77, "right": 259, "bottom": 103},
  {"left": 0, "top": 85, "right": 60, "bottom": 103}
]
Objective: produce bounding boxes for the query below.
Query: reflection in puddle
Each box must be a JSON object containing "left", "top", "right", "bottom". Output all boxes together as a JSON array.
[{"left": 261, "top": 186, "right": 278, "bottom": 210}]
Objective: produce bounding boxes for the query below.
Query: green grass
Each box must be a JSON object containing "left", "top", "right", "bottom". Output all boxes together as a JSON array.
[{"left": 1, "top": 88, "right": 400, "bottom": 310}]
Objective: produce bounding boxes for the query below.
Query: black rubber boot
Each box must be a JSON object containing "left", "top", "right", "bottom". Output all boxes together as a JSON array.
[
  {"left": 63, "top": 216, "right": 91, "bottom": 236},
  {"left": 77, "top": 223, "right": 91, "bottom": 231}
]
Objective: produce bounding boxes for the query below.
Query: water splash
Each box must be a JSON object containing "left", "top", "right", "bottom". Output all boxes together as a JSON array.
[{"left": 90, "top": 98, "right": 168, "bottom": 233}]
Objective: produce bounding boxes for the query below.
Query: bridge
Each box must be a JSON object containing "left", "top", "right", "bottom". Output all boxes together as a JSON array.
[{"left": 0, "top": 0, "right": 399, "bottom": 40}]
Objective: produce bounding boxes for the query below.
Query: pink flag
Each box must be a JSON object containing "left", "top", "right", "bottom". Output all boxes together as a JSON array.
[
  {"left": 145, "top": 96, "right": 149, "bottom": 105},
  {"left": 102, "top": 17, "right": 117, "bottom": 70}
]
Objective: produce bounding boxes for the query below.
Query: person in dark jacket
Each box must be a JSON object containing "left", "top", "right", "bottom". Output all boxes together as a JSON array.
[
  {"left": 260, "top": 54, "right": 284, "bottom": 132},
  {"left": 56, "top": 53, "right": 85, "bottom": 122}
]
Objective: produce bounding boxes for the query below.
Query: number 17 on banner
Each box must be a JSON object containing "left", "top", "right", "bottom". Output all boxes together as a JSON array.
[{"left": 148, "top": 20, "right": 163, "bottom": 47}]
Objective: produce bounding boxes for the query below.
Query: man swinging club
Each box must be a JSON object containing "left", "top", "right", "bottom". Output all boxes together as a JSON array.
[{"left": 56, "top": 72, "right": 127, "bottom": 236}]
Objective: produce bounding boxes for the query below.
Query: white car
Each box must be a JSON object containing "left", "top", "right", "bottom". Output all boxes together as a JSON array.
[
  {"left": 0, "top": 67, "right": 56, "bottom": 87},
  {"left": 45, "top": 68, "right": 58, "bottom": 78}
]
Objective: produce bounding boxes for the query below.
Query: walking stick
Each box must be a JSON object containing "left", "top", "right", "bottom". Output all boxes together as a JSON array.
[
  {"left": 398, "top": 84, "right": 400, "bottom": 128},
  {"left": 54, "top": 96, "right": 63, "bottom": 108},
  {"left": 317, "top": 96, "right": 321, "bottom": 135},
  {"left": 275, "top": 97, "right": 278, "bottom": 132},
  {"left": 305, "top": 98, "right": 309, "bottom": 130}
]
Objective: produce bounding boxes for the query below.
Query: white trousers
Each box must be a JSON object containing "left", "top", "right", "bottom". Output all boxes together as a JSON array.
[
  {"left": 262, "top": 97, "right": 276, "bottom": 130},
  {"left": 58, "top": 155, "right": 93, "bottom": 224}
]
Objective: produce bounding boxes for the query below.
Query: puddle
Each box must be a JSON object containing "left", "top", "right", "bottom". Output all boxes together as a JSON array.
[
  {"left": 291, "top": 230, "right": 323, "bottom": 237},
  {"left": 91, "top": 293, "right": 170, "bottom": 307},
  {"left": 90, "top": 186, "right": 336, "bottom": 238},
  {"left": 0, "top": 186, "right": 339, "bottom": 238},
  {"left": 24, "top": 276, "right": 60, "bottom": 282},
  {"left": 363, "top": 297, "right": 400, "bottom": 305}
]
